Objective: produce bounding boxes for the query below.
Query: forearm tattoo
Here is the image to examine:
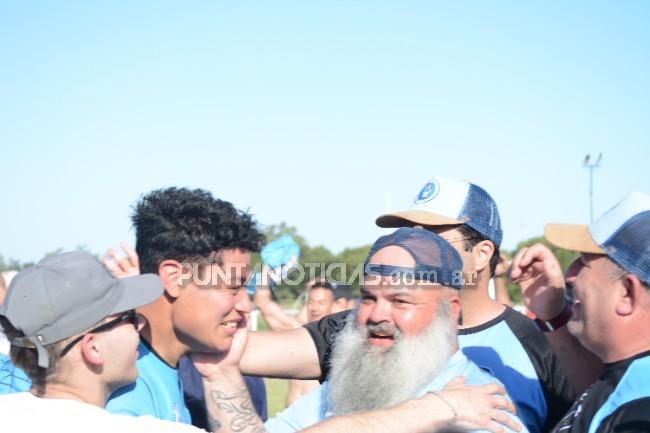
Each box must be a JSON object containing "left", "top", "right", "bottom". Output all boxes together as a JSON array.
[{"left": 207, "top": 381, "right": 265, "bottom": 433}]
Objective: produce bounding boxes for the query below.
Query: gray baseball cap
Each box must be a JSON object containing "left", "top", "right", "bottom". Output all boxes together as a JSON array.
[{"left": 0, "top": 251, "right": 163, "bottom": 368}]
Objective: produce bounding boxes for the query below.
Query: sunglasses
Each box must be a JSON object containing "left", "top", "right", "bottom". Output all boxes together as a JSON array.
[{"left": 60, "top": 310, "right": 140, "bottom": 358}]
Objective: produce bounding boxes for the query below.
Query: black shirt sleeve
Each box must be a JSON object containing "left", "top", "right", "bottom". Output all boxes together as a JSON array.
[
  {"left": 504, "top": 308, "right": 576, "bottom": 432},
  {"left": 303, "top": 309, "right": 351, "bottom": 381}
]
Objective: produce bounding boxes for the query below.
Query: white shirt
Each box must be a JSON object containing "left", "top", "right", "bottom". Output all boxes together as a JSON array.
[{"left": 0, "top": 392, "right": 201, "bottom": 432}]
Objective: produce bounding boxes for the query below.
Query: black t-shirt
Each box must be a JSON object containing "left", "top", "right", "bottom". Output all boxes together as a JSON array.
[
  {"left": 304, "top": 310, "right": 349, "bottom": 381},
  {"left": 550, "top": 351, "right": 650, "bottom": 433}
]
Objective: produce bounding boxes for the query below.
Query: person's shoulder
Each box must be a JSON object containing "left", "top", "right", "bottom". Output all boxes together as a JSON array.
[
  {"left": 0, "top": 391, "right": 34, "bottom": 405},
  {"left": 0, "top": 392, "right": 106, "bottom": 421},
  {"left": 116, "top": 414, "right": 201, "bottom": 432},
  {"left": 458, "top": 306, "right": 513, "bottom": 336},
  {"left": 595, "top": 397, "right": 650, "bottom": 433},
  {"left": 304, "top": 310, "right": 351, "bottom": 334},
  {"left": 464, "top": 306, "right": 551, "bottom": 351},
  {"left": 451, "top": 351, "right": 506, "bottom": 387},
  {"left": 502, "top": 307, "right": 544, "bottom": 335},
  {"left": 593, "top": 355, "right": 650, "bottom": 431}
]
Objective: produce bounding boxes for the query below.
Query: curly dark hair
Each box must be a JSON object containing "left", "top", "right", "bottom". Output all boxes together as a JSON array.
[{"left": 133, "top": 187, "right": 265, "bottom": 275}]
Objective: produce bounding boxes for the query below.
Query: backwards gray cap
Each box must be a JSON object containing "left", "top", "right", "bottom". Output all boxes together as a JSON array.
[{"left": 0, "top": 251, "right": 163, "bottom": 368}]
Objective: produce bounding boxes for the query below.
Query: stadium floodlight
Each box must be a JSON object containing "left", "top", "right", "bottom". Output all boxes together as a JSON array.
[{"left": 583, "top": 153, "right": 602, "bottom": 222}]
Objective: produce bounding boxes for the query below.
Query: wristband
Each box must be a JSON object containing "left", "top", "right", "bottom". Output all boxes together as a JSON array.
[{"left": 534, "top": 302, "right": 572, "bottom": 332}]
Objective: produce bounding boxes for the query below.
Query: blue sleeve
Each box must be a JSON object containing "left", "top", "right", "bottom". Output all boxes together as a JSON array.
[
  {"left": 265, "top": 383, "right": 326, "bottom": 433},
  {"left": 0, "top": 353, "right": 31, "bottom": 394},
  {"left": 422, "top": 353, "right": 529, "bottom": 433},
  {"left": 453, "top": 358, "right": 530, "bottom": 433}
]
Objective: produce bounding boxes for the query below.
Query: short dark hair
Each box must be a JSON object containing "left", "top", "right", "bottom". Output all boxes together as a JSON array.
[
  {"left": 1, "top": 316, "right": 67, "bottom": 389},
  {"left": 456, "top": 225, "right": 500, "bottom": 278},
  {"left": 309, "top": 280, "right": 336, "bottom": 293},
  {"left": 133, "top": 187, "right": 265, "bottom": 275}
]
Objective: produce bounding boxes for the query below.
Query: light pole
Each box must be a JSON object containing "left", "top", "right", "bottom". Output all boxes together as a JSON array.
[{"left": 583, "top": 153, "right": 602, "bottom": 222}]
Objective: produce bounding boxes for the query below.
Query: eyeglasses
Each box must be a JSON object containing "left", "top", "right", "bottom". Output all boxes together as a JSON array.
[{"left": 60, "top": 310, "right": 140, "bottom": 358}]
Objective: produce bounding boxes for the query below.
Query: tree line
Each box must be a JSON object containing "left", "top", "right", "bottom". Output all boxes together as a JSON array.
[{"left": 1, "top": 224, "right": 578, "bottom": 305}]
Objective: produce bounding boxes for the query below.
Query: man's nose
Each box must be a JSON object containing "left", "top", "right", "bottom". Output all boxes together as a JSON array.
[
  {"left": 235, "top": 288, "right": 253, "bottom": 314},
  {"left": 368, "top": 298, "right": 391, "bottom": 323}
]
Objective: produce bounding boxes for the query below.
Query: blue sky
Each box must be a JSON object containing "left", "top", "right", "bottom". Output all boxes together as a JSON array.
[{"left": 2, "top": 2, "right": 649, "bottom": 264}]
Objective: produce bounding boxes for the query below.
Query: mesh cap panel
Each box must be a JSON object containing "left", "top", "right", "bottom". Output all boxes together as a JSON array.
[
  {"left": 462, "top": 184, "right": 503, "bottom": 246},
  {"left": 603, "top": 211, "right": 650, "bottom": 285},
  {"left": 364, "top": 227, "right": 463, "bottom": 289}
]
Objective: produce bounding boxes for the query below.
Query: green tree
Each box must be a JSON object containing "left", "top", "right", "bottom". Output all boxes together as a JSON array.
[
  {"left": 337, "top": 245, "right": 372, "bottom": 295},
  {"left": 513, "top": 237, "right": 579, "bottom": 275},
  {"left": 0, "top": 245, "right": 97, "bottom": 274},
  {"left": 256, "top": 224, "right": 371, "bottom": 303},
  {"left": 0, "top": 254, "right": 34, "bottom": 273}
]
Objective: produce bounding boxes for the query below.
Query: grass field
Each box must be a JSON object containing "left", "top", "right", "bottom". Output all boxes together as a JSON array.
[
  {"left": 253, "top": 309, "right": 292, "bottom": 418},
  {"left": 263, "top": 377, "right": 290, "bottom": 417}
]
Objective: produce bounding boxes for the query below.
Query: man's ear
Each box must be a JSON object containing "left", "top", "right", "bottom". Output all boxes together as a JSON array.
[
  {"left": 473, "top": 240, "right": 495, "bottom": 273},
  {"left": 158, "top": 260, "right": 184, "bottom": 299},
  {"left": 80, "top": 334, "right": 104, "bottom": 366},
  {"left": 616, "top": 273, "right": 646, "bottom": 316},
  {"left": 448, "top": 294, "right": 462, "bottom": 322}
]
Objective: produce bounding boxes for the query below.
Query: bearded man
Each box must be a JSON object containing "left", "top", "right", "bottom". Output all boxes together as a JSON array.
[{"left": 264, "top": 227, "right": 526, "bottom": 433}]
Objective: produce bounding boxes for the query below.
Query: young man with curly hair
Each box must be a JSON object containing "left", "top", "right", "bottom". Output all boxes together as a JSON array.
[{"left": 105, "top": 187, "right": 265, "bottom": 424}]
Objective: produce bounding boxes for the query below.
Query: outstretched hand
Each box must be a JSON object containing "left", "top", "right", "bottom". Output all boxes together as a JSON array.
[
  {"left": 509, "top": 243, "right": 566, "bottom": 320},
  {"left": 438, "top": 376, "right": 521, "bottom": 433},
  {"left": 102, "top": 243, "right": 140, "bottom": 277}
]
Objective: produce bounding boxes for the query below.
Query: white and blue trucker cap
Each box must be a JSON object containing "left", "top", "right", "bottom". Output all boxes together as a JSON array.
[
  {"left": 0, "top": 251, "right": 163, "bottom": 368},
  {"left": 545, "top": 191, "right": 650, "bottom": 285},
  {"left": 376, "top": 175, "right": 503, "bottom": 247}
]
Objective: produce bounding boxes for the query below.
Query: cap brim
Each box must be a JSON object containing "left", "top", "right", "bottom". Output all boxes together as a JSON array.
[
  {"left": 376, "top": 210, "right": 462, "bottom": 228},
  {"left": 110, "top": 273, "right": 164, "bottom": 315},
  {"left": 544, "top": 224, "right": 605, "bottom": 254}
]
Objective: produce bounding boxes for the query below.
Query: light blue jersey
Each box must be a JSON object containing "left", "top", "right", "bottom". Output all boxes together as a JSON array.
[
  {"left": 458, "top": 307, "right": 573, "bottom": 433},
  {"left": 460, "top": 317, "right": 544, "bottom": 433},
  {"left": 265, "top": 350, "right": 527, "bottom": 433},
  {"left": 0, "top": 353, "right": 30, "bottom": 394},
  {"left": 106, "top": 339, "right": 191, "bottom": 424}
]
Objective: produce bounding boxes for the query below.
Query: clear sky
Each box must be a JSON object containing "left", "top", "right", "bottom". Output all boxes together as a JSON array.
[{"left": 2, "top": 1, "right": 649, "bottom": 264}]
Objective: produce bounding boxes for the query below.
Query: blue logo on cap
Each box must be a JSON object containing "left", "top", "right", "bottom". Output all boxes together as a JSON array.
[{"left": 414, "top": 179, "right": 440, "bottom": 204}]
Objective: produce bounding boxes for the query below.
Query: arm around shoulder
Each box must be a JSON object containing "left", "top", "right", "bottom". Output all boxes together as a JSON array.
[{"left": 241, "top": 328, "right": 321, "bottom": 380}]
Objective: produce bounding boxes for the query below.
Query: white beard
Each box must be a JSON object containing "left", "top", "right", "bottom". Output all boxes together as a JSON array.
[{"left": 327, "top": 302, "right": 457, "bottom": 415}]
